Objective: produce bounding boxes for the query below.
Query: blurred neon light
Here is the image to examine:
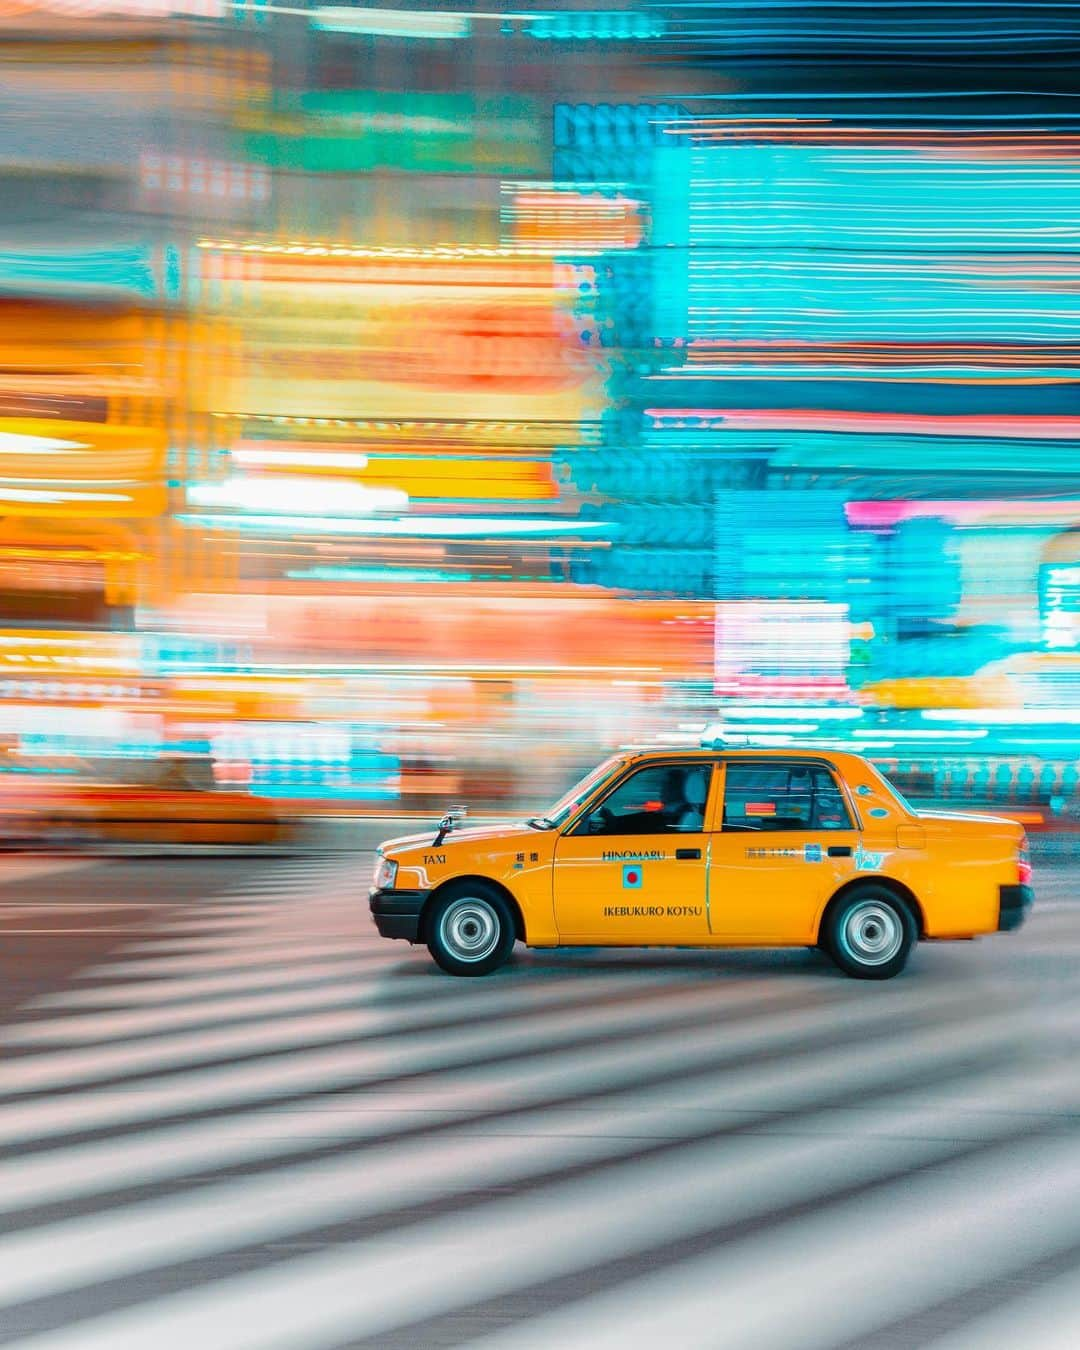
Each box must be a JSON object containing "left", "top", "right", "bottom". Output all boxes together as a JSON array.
[
  {"left": 310, "top": 6, "right": 470, "bottom": 37},
  {"left": 645, "top": 410, "right": 1080, "bottom": 439},
  {"left": 851, "top": 729, "right": 989, "bottom": 741},
  {"left": 923, "top": 710, "right": 1080, "bottom": 724},
  {"left": 232, "top": 447, "right": 369, "bottom": 471},
  {"left": 4, "top": 0, "right": 224, "bottom": 14},
  {"left": 0, "top": 433, "right": 87, "bottom": 456},
  {"left": 180, "top": 514, "right": 610, "bottom": 539},
  {"left": 847, "top": 500, "right": 1080, "bottom": 528},
  {"left": 713, "top": 722, "right": 823, "bottom": 734},
  {"left": 188, "top": 478, "right": 407, "bottom": 516},
  {"left": 287, "top": 568, "right": 459, "bottom": 583},
  {"left": 0, "top": 488, "right": 131, "bottom": 504},
  {"left": 720, "top": 706, "right": 863, "bottom": 721}
]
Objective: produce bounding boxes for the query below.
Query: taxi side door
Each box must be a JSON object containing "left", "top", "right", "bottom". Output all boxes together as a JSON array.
[
  {"left": 707, "top": 759, "right": 862, "bottom": 944},
  {"left": 552, "top": 760, "right": 718, "bottom": 944}
]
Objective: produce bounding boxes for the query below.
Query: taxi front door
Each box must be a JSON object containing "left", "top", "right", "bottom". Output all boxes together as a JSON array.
[{"left": 552, "top": 761, "right": 715, "bottom": 944}]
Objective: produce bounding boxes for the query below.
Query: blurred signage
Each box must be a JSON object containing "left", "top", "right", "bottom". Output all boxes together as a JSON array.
[
  {"left": 0, "top": 246, "right": 162, "bottom": 303},
  {"left": 197, "top": 248, "right": 602, "bottom": 422},
  {"left": 0, "top": 630, "right": 141, "bottom": 676},
  {"left": 0, "top": 0, "right": 225, "bottom": 16},
  {"left": 310, "top": 6, "right": 469, "bottom": 38},
  {"left": 1041, "top": 563, "right": 1080, "bottom": 650},
  {"left": 240, "top": 92, "right": 543, "bottom": 175},
  {"left": 504, "top": 188, "right": 645, "bottom": 251},
  {"left": 0, "top": 418, "right": 167, "bottom": 518},
  {"left": 521, "top": 10, "right": 664, "bottom": 40},
  {"left": 715, "top": 601, "right": 852, "bottom": 698},
  {"left": 139, "top": 153, "right": 269, "bottom": 213}
]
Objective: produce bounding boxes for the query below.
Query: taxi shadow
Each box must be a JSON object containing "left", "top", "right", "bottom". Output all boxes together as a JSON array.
[
  {"left": 512, "top": 946, "right": 845, "bottom": 979},
  {"left": 378, "top": 944, "right": 844, "bottom": 982}
]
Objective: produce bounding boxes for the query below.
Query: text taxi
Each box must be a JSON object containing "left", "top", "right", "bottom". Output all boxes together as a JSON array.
[{"left": 369, "top": 747, "right": 1033, "bottom": 980}]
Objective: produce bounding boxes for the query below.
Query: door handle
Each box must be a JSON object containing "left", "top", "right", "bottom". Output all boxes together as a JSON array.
[
  {"left": 827, "top": 845, "right": 852, "bottom": 858},
  {"left": 675, "top": 848, "right": 701, "bottom": 860}
]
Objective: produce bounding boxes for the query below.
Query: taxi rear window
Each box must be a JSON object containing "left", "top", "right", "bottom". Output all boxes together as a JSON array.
[{"left": 723, "top": 762, "right": 853, "bottom": 832}]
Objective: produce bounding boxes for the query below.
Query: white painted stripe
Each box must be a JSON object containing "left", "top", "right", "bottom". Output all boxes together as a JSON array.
[
  {"left": 4, "top": 968, "right": 706, "bottom": 1047},
  {"left": 6, "top": 1041, "right": 1069, "bottom": 1315},
  {"left": 144, "top": 918, "right": 292, "bottom": 935},
  {"left": 0, "top": 978, "right": 956, "bottom": 1148},
  {"left": 0, "top": 971, "right": 810, "bottom": 1101},
  {"left": 470, "top": 1128, "right": 1080, "bottom": 1350},
  {"left": 29, "top": 957, "right": 381, "bottom": 1009},
  {"left": 90, "top": 942, "right": 373, "bottom": 975},
  {"left": 924, "top": 1265, "right": 1080, "bottom": 1350},
  {"left": 0, "top": 983, "right": 1015, "bottom": 1217},
  {"left": 6, "top": 978, "right": 396, "bottom": 1045},
  {"left": 0, "top": 904, "right": 190, "bottom": 913},
  {"left": 3, "top": 967, "right": 728, "bottom": 1092},
  {"left": 124, "top": 914, "right": 368, "bottom": 947},
  {"left": 0, "top": 859, "right": 93, "bottom": 884},
  {"left": 19, "top": 1100, "right": 1080, "bottom": 1350}
]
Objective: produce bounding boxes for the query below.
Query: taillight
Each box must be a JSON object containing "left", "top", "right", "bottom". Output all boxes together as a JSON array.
[{"left": 1018, "top": 835, "right": 1032, "bottom": 887}]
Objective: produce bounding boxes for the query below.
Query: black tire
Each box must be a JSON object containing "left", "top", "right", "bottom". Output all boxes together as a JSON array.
[
  {"left": 426, "top": 882, "right": 516, "bottom": 977},
  {"left": 822, "top": 885, "right": 916, "bottom": 980}
]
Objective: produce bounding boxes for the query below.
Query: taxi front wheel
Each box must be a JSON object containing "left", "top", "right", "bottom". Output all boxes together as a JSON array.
[
  {"left": 823, "top": 886, "right": 916, "bottom": 980},
  {"left": 427, "top": 884, "right": 516, "bottom": 977}
]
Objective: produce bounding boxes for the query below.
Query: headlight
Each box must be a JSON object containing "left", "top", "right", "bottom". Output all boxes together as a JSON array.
[{"left": 373, "top": 854, "right": 398, "bottom": 890}]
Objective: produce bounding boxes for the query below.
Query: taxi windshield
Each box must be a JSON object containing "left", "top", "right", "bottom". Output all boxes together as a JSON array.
[{"left": 541, "top": 755, "right": 626, "bottom": 829}]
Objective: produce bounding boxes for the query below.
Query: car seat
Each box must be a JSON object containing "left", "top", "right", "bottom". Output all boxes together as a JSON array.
[{"left": 677, "top": 767, "right": 709, "bottom": 831}]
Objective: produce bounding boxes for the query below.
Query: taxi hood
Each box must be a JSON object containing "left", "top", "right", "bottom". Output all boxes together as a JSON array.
[{"left": 379, "top": 820, "right": 546, "bottom": 857}]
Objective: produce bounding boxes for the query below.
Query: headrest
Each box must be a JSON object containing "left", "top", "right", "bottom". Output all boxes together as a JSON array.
[{"left": 684, "top": 768, "right": 709, "bottom": 808}]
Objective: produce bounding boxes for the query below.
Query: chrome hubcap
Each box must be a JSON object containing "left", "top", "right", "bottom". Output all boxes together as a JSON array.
[
  {"left": 842, "top": 900, "right": 903, "bottom": 966},
  {"left": 440, "top": 898, "right": 500, "bottom": 962}
]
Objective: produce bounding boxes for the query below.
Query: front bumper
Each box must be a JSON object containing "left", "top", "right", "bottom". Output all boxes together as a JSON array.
[
  {"left": 998, "top": 883, "right": 1034, "bottom": 933},
  {"left": 369, "top": 887, "right": 429, "bottom": 943}
]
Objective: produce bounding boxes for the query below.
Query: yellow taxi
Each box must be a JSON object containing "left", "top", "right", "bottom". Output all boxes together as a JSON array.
[{"left": 369, "top": 747, "right": 1033, "bottom": 980}]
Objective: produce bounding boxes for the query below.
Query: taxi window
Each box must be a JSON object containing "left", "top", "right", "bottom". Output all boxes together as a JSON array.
[
  {"left": 722, "top": 762, "right": 853, "bottom": 833},
  {"left": 573, "top": 763, "right": 713, "bottom": 836},
  {"left": 544, "top": 755, "right": 626, "bottom": 829}
]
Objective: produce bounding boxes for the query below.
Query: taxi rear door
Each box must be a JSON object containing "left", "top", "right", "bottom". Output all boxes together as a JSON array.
[
  {"left": 552, "top": 760, "right": 717, "bottom": 943},
  {"left": 707, "top": 759, "right": 861, "bottom": 943}
]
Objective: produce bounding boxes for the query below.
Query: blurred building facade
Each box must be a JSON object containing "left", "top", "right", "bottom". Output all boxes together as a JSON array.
[{"left": 0, "top": 2, "right": 1078, "bottom": 834}]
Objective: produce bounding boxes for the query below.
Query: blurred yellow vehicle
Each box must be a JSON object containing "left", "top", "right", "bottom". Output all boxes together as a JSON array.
[
  {"left": 370, "top": 747, "right": 1033, "bottom": 980},
  {"left": 0, "top": 777, "right": 284, "bottom": 848}
]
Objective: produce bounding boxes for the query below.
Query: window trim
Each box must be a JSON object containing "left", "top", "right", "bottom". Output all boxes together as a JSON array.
[
  {"left": 564, "top": 758, "right": 718, "bottom": 838},
  {"left": 718, "top": 758, "right": 859, "bottom": 835}
]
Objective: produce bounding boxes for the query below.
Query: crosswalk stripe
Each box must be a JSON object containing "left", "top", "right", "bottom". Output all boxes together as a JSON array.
[
  {"left": 0, "top": 965, "right": 982, "bottom": 1150},
  {"left": 27, "top": 957, "right": 378, "bottom": 1009},
  {"left": 14, "top": 1089, "right": 1080, "bottom": 1350},
  {"left": 2, "top": 852, "right": 1079, "bottom": 1347},
  {"left": 3, "top": 965, "right": 742, "bottom": 1048},
  {"left": 923, "top": 1264, "right": 1080, "bottom": 1350},
  {"left": 88, "top": 941, "right": 382, "bottom": 975},
  {"left": 0, "top": 987, "right": 1043, "bottom": 1222},
  {"left": 0, "top": 973, "right": 783, "bottom": 1092},
  {"left": 469, "top": 1122, "right": 1080, "bottom": 1350},
  {"left": 0, "top": 1050, "right": 1050, "bottom": 1313}
]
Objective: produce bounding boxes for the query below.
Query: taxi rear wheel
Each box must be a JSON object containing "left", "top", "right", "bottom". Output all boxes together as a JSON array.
[
  {"left": 823, "top": 886, "right": 916, "bottom": 980},
  {"left": 426, "top": 884, "right": 516, "bottom": 977}
]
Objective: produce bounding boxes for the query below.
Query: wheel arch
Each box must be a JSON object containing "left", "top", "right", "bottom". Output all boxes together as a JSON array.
[
  {"left": 817, "top": 875, "right": 925, "bottom": 943},
  {"left": 421, "top": 875, "right": 527, "bottom": 944}
]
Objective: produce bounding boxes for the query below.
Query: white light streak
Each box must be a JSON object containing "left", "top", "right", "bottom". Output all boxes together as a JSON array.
[
  {"left": 187, "top": 478, "right": 407, "bottom": 517},
  {"left": 0, "top": 433, "right": 88, "bottom": 456}
]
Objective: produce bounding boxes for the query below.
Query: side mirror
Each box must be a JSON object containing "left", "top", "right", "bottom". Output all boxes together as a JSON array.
[{"left": 433, "top": 803, "right": 467, "bottom": 847}]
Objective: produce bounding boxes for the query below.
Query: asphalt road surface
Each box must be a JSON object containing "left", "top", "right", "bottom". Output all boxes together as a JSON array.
[{"left": 1, "top": 846, "right": 1079, "bottom": 1349}]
